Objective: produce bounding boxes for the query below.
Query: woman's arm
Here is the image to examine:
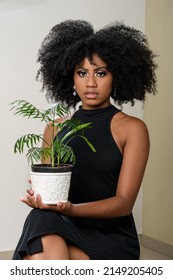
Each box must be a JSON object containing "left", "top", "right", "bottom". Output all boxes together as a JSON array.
[
  {"left": 62, "top": 115, "right": 150, "bottom": 218},
  {"left": 22, "top": 114, "right": 150, "bottom": 219}
]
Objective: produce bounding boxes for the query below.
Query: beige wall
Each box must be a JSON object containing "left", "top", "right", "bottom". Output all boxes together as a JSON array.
[{"left": 143, "top": 0, "right": 173, "bottom": 245}]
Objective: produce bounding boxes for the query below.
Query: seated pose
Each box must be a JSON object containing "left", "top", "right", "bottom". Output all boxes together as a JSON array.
[{"left": 12, "top": 20, "right": 157, "bottom": 260}]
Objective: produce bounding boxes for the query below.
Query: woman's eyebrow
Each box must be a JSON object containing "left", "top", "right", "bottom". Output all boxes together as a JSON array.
[
  {"left": 94, "top": 66, "right": 107, "bottom": 71},
  {"left": 75, "top": 66, "right": 107, "bottom": 71}
]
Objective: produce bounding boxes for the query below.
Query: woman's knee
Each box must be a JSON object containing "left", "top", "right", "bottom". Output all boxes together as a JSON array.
[
  {"left": 23, "top": 234, "right": 70, "bottom": 260},
  {"left": 68, "top": 245, "right": 90, "bottom": 260}
]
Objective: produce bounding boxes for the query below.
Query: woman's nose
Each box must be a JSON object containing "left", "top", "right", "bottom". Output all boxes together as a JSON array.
[{"left": 86, "top": 74, "right": 97, "bottom": 87}]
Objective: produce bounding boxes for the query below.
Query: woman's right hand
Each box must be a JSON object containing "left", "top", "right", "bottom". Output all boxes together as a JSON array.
[
  {"left": 20, "top": 187, "right": 39, "bottom": 208},
  {"left": 20, "top": 186, "right": 73, "bottom": 214},
  {"left": 20, "top": 179, "right": 39, "bottom": 208},
  {"left": 20, "top": 187, "right": 51, "bottom": 210}
]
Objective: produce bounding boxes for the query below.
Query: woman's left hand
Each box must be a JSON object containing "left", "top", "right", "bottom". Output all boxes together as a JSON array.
[{"left": 47, "top": 200, "right": 72, "bottom": 214}]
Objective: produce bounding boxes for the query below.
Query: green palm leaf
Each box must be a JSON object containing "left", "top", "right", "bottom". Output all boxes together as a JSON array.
[
  {"left": 26, "top": 147, "right": 52, "bottom": 165},
  {"left": 10, "top": 100, "right": 96, "bottom": 167},
  {"left": 14, "top": 134, "right": 43, "bottom": 154},
  {"left": 10, "top": 100, "right": 45, "bottom": 120}
]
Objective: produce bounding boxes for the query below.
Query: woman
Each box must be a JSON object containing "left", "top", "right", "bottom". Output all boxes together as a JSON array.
[{"left": 12, "top": 20, "right": 157, "bottom": 260}]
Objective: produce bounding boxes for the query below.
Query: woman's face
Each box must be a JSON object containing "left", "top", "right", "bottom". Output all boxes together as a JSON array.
[{"left": 74, "top": 54, "right": 113, "bottom": 109}]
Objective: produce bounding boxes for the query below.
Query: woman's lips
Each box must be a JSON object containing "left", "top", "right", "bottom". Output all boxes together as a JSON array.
[{"left": 84, "top": 92, "right": 98, "bottom": 99}]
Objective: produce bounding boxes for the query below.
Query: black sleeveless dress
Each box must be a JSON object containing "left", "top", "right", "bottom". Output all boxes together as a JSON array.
[{"left": 12, "top": 105, "right": 140, "bottom": 260}]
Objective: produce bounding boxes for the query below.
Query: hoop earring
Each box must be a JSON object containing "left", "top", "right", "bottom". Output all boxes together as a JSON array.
[{"left": 73, "top": 85, "right": 77, "bottom": 96}]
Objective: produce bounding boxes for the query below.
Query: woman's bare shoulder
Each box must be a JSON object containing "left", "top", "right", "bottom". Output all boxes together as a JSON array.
[
  {"left": 113, "top": 111, "right": 148, "bottom": 133},
  {"left": 111, "top": 111, "right": 149, "bottom": 152}
]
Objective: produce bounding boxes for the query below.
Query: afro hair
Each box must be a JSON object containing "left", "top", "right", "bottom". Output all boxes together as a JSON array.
[{"left": 36, "top": 19, "right": 157, "bottom": 108}]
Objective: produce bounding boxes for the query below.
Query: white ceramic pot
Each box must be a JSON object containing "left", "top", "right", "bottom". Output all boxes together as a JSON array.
[{"left": 30, "top": 164, "right": 72, "bottom": 204}]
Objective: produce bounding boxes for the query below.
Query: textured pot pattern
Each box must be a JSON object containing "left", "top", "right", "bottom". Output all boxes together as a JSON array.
[{"left": 30, "top": 171, "right": 72, "bottom": 204}]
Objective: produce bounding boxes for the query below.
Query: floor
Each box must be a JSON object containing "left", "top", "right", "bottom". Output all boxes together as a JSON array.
[
  {"left": 0, "top": 246, "right": 172, "bottom": 260},
  {"left": 140, "top": 246, "right": 172, "bottom": 260}
]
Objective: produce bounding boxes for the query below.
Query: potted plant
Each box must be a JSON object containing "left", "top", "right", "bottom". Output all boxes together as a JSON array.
[{"left": 10, "top": 100, "right": 96, "bottom": 204}]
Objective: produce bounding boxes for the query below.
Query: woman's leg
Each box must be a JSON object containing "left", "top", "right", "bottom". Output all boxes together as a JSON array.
[{"left": 23, "top": 234, "right": 70, "bottom": 260}]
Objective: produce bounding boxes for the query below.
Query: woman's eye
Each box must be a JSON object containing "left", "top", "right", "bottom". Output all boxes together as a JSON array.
[
  {"left": 96, "top": 71, "right": 107, "bottom": 77},
  {"left": 77, "top": 71, "right": 87, "bottom": 77}
]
